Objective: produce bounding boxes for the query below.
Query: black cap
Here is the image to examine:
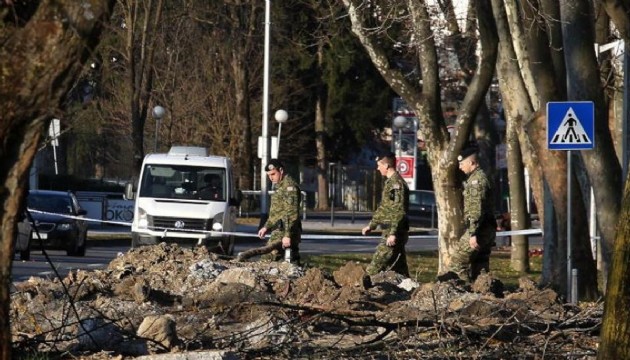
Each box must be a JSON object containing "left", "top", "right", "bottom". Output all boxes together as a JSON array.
[
  {"left": 457, "top": 143, "right": 478, "bottom": 162},
  {"left": 265, "top": 159, "right": 284, "bottom": 171}
]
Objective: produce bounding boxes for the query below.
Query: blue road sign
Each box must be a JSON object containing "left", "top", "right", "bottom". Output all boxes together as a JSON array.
[{"left": 547, "top": 101, "right": 595, "bottom": 150}]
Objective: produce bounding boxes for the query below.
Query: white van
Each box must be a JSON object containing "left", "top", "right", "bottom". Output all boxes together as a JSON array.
[{"left": 125, "top": 146, "right": 241, "bottom": 254}]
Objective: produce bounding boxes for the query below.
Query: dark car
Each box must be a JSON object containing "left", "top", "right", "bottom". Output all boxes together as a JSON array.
[
  {"left": 22, "top": 190, "right": 88, "bottom": 257},
  {"left": 408, "top": 190, "right": 437, "bottom": 228}
]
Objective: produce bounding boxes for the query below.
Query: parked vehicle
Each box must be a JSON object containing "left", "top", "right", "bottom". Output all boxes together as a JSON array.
[
  {"left": 23, "top": 190, "right": 88, "bottom": 257},
  {"left": 408, "top": 190, "right": 437, "bottom": 227},
  {"left": 125, "top": 146, "right": 242, "bottom": 254}
]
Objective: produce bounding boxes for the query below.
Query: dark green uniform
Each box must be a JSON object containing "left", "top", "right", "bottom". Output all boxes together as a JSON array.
[
  {"left": 451, "top": 167, "right": 496, "bottom": 281},
  {"left": 366, "top": 171, "right": 410, "bottom": 276},
  {"left": 262, "top": 174, "right": 301, "bottom": 263}
]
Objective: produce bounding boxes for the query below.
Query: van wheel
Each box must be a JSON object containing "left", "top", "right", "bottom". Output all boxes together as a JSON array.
[
  {"left": 132, "top": 233, "right": 157, "bottom": 248},
  {"left": 131, "top": 233, "right": 141, "bottom": 248},
  {"left": 221, "top": 236, "right": 235, "bottom": 256}
]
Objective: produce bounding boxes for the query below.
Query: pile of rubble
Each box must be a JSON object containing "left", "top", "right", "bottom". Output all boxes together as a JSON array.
[{"left": 10, "top": 243, "right": 601, "bottom": 359}]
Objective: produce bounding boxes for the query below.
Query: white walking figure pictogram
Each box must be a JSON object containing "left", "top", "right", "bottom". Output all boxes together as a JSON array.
[{"left": 550, "top": 107, "right": 592, "bottom": 145}]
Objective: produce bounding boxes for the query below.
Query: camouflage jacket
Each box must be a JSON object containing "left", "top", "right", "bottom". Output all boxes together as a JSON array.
[
  {"left": 369, "top": 171, "right": 409, "bottom": 235},
  {"left": 265, "top": 174, "right": 301, "bottom": 237},
  {"left": 463, "top": 167, "right": 495, "bottom": 236}
]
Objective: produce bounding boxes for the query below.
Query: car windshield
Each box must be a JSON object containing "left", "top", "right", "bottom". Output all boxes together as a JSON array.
[
  {"left": 27, "top": 194, "right": 73, "bottom": 214},
  {"left": 409, "top": 191, "right": 435, "bottom": 207},
  {"left": 139, "top": 164, "right": 227, "bottom": 201}
]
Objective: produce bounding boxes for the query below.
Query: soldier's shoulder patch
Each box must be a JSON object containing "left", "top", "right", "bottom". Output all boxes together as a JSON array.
[
  {"left": 287, "top": 186, "right": 298, "bottom": 192},
  {"left": 471, "top": 180, "right": 479, "bottom": 185}
]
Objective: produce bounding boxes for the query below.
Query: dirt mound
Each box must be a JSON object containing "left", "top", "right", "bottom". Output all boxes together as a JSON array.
[{"left": 10, "top": 243, "right": 601, "bottom": 359}]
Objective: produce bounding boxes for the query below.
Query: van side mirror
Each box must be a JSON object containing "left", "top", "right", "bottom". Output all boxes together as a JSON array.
[
  {"left": 124, "top": 182, "right": 135, "bottom": 200},
  {"left": 229, "top": 189, "right": 243, "bottom": 207}
]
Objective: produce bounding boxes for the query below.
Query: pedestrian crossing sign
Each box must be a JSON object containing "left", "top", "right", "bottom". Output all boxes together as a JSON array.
[{"left": 547, "top": 101, "right": 594, "bottom": 150}]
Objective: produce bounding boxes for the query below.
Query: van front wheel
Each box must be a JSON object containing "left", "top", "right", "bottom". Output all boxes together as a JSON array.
[{"left": 221, "top": 236, "right": 235, "bottom": 256}]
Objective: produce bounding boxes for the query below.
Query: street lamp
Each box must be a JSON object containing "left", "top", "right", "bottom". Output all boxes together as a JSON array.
[
  {"left": 260, "top": 0, "right": 272, "bottom": 224},
  {"left": 274, "top": 109, "right": 288, "bottom": 157},
  {"left": 152, "top": 105, "right": 165, "bottom": 152},
  {"left": 393, "top": 115, "right": 408, "bottom": 158}
]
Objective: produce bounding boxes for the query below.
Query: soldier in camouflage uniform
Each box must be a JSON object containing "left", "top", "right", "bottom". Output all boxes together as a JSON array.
[
  {"left": 362, "top": 153, "right": 410, "bottom": 277},
  {"left": 257, "top": 159, "right": 302, "bottom": 263},
  {"left": 451, "top": 145, "right": 496, "bottom": 282}
]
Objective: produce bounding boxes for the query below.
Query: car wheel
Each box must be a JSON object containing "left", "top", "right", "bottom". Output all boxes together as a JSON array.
[
  {"left": 67, "top": 240, "right": 78, "bottom": 256},
  {"left": 19, "top": 239, "right": 31, "bottom": 261},
  {"left": 75, "top": 233, "right": 87, "bottom": 257}
]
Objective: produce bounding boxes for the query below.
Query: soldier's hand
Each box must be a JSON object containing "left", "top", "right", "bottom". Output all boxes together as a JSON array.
[
  {"left": 257, "top": 227, "right": 268, "bottom": 239},
  {"left": 469, "top": 235, "right": 480, "bottom": 250},
  {"left": 362, "top": 226, "right": 371, "bottom": 235},
  {"left": 386, "top": 235, "right": 396, "bottom": 247},
  {"left": 282, "top": 236, "right": 291, "bottom": 248}
]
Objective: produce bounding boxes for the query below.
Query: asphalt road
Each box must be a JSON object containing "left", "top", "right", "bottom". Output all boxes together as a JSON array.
[
  {"left": 11, "top": 230, "right": 443, "bottom": 284},
  {"left": 11, "top": 212, "right": 530, "bottom": 285}
]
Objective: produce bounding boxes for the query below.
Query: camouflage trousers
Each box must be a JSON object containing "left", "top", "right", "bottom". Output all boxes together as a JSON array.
[
  {"left": 366, "top": 232, "right": 409, "bottom": 277},
  {"left": 450, "top": 226, "right": 496, "bottom": 282},
  {"left": 260, "top": 229, "right": 301, "bottom": 264}
]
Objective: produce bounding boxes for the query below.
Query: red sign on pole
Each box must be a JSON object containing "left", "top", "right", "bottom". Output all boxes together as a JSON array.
[{"left": 396, "top": 156, "right": 414, "bottom": 178}]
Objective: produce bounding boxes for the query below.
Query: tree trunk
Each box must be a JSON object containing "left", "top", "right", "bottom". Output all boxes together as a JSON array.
[
  {"left": 0, "top": 2, "right": 115, "bottom": 357},
  {"left": 561, "top": 0, "right": 622, "bottom": 289},
  {"left": 121, "top": 0, "right": 164, "bottom": 179},
  {"left": 341, "top": 0, "right": 498, "bottom": 272},
  {"left": 315, "top": 41, "right": 329, "bottom": 211},
  {"left": 598, "top": 180, "right": 630, "bottom": 358},
  {"left": 492, "top": 0, "right": 532, "bottom": 273},
  {"left": 232, "top": 50, "right": 253, "bottom": 191}
]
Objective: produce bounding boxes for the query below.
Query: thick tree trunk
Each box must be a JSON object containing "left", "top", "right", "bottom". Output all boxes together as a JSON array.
[
  {"left": 598, "top": 180, "right": 630, "bottom": 358},
  {"left": 561, "top": 0, "right": 622, "bottom": 289},
  {"left": 0, "top": 2, "right": 115, "bottom": 358}
]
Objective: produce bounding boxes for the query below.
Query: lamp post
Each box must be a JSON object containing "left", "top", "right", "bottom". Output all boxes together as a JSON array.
[
  {"left": 260, "top": 0, "right": 272, "bottom": 223},
  {"left": 152, "top": 105, "right": 165, "bottom": 152},
  {"left": 274, "top": 109, "right": 288, "bottom": 157}
]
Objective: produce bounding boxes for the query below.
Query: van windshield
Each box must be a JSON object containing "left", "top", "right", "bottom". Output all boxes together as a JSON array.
[{"left": 139, "top": 164, "right": 227, "bottom": 201}]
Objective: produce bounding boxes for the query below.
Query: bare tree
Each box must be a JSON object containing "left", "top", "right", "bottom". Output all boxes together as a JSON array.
[
  {"left": 0, "top": 2, "right": 115, "bottom": 357},
  {"left": 340, "top": 0, "right": 498, "bottom": 270},
  {"left": 116, "top": 0, "right": 164, "bottom": 179},
  {"left": 561, "top": 0, "right": 621, "bottom": 296}
]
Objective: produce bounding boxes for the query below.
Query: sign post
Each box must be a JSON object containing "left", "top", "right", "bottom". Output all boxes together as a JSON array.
[{"left": 547, "top": 101, "right": 595, "bottom": 303}]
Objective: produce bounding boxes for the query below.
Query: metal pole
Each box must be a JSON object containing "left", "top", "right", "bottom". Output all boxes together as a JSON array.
[
  {"left": 277, "top": 122, "right": 282, "bottom": 156},
  {"left": 398, "top": 128, "right": 402, "bottom": 158},
  {"left": 412, "top": 119, "right": 418, "bottom": 190},
  {"left": 571, "top": 268, "right": 579, "bottom": 304},
  {"left": 260, "top": 0, "right": 271, "bottom": 223},
  {"left": 567, "top": 150, "right": 573, "bottom": 299},
  {"left": 52, "top": 144, "right": 59, "bottom": 175},
  {"left": 154, "top": 119, "right": 159, "bottom": 153},
  {"left": 330, "top": 164, "right": 335, "bottom": 227}
]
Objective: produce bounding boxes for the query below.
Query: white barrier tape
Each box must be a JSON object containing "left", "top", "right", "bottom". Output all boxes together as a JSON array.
[
  {"left": 27, "top": 209, "right": 543, "bottom": 240},
  {"left": 496, "top": 228, "right": 543, "bottom": 237},
  {"left": 28, "top": 209, "right": 132, "bottom": 227}
]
